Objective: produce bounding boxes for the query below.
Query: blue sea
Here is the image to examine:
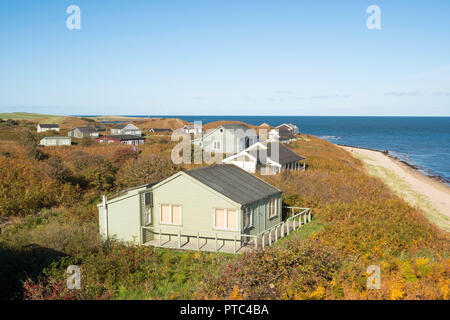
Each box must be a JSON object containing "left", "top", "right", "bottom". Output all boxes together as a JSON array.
[{"left": 85, "top": 115, "right": 450, "bottom": 185}]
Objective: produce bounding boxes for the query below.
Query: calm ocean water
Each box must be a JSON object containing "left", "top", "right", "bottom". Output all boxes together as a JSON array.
[{"left": 85, "top": 115, "right": 450, "bottom": 184}]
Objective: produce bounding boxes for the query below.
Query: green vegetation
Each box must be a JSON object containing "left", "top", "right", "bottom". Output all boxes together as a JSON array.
[{"left": 0, "top": 120, "right": 448, "bottom": 300}]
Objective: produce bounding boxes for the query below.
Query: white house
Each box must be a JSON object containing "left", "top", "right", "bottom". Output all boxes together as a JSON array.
[
  {"left": 223, "top": 141, "right": 305, "bottom": 174},
  {"left": 276, "top": 123, "right": 299, "bottom": 134},
  {"left": 37, "top": 124, "right": 60, "bottom": 133},
  {"left": 110, "top": 123, "right": 142, "bottom": 136},
  {"left": 267, "top": 128, "right": 297, "bottom": 144},
  {"left": 40, "top": 136, "right": 71, "bottom": 147},
  {"left": 68, "top": 127, "right": 99, "bottom": 139}
]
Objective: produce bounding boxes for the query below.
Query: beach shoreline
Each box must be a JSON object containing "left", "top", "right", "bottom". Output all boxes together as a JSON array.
[
  {"left": 339, "top": 144, "right": 450, "bottom": 231},
  {"left": 338, "top": 144, "right": 449, "bottom": 185}
]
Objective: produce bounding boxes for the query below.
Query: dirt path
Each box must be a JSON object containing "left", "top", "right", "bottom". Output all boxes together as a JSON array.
[{"left": 340, "top": 146, "right": 450, "bottom": 232}]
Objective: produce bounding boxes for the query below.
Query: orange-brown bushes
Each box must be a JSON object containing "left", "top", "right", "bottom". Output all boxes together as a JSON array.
[
  {"left": 200, "top": 135, "right": 449, "bottom": 300},
  {"left": 116, "top": 154, "right": 180, "bottom": 189},
  {"left": 199, "top": 240, "right": 342, "bottom": 299},
  {"left": 0, "top": 156, "right": 78, "bottom": 217}
]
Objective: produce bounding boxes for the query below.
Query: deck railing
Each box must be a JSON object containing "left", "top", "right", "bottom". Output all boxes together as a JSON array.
[
  {"left": 259, "top": 207, "right": 311, "bottom": 249},
  {"left": 142, "top": 207, "right": 312, "bottom": 253},
  {"left": 141, "top": 226, "right": 258, "bottom": 253}
]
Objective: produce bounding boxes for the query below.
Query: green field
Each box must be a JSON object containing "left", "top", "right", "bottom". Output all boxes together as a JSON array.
[{"left": 0, "top": 112, "right": 63, "bottom": 120}]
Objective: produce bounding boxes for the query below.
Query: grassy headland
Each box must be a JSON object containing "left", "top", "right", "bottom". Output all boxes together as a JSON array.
[{"left": 0, "top": 116, "right": 448, "bottom": 300}]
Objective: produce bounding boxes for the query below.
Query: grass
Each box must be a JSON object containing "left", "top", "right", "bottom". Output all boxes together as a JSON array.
[
  {"left": 274, "top": 217, "right": 328, "bottom": 245},
  {"left": 352, "top": 152, "right": 450, "bottom": 232},
  {"left": 0, "top": 112, "right": 63, "bottom": 120}
]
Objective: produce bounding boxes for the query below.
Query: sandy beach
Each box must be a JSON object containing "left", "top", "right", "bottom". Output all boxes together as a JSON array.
[{"left": 340, "top": 145, "right": 450, "bottom": 232}]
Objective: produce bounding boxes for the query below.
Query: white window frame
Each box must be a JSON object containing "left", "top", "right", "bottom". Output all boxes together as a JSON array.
[
  {"left": 213, "top": 140, "right": 221, "bottom": 151},
  {"left": 243, "top": 207, "right": 253, "bottom": 229},
  {"left": 269, "top": 198, "right": 278, "bottom": 218},
  {"left": 159, "top": 204, "right": 183, "bottom": 226},
  {"left": 213, "top": 208, "right": 238, "bottom": 231}
]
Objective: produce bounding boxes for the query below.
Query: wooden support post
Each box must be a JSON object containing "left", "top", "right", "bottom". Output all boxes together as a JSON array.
[
  {"left": 308, "top": 210, "right": 312, "bottom": 222},
  {"left": 262, "top": 234, "right": 265, "bottom": 250},
  {"left": 281, "top": 222, "right": 285, "bottom": 237},
  {"left": 287, "top": 220, "right": 290, "bottom": 235},
  {"left": 269, "top": 229, "right": 272, "bottom": 246},
  {"left": 275, "top": 226, "right": 278, "bottom": 242},
  {"left": 304, "top": 213, "right": 307, "bottom": 225},
  {"left": 177, "top": 230, "right": 181, "bottom": 248},
  {"left": 197, "top": 232, "right": 200, "bottom": 251},
  {"left": 215, "top": 233, "right": 218, "bottom": 252}
]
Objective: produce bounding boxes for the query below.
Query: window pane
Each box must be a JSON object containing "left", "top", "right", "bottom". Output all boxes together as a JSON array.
[
  {"left": 144, "top": 192, "right": 151, "bottom": 206},
  {"left": 172, "top": 205, "right": 182, "bottom": 225},
  {"left": 161, "top": 204, "right": 171, "bottom": 223},
  {"left": 215, "top": 209, "right": 225, "bottom": 229},
  {"left": 227, "top": 210, "right": 237, "bottom": 230}
]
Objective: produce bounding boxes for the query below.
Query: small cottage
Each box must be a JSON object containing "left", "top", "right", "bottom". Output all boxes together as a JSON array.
[
  {"left": 223, "top": 142, "right": 306, "bottom": 174},
  {"left": 148, "top": 128, "right": 173, "bottom": 134},
  {"left": 40, "top": 136, "right": 71, "bottom": 146},
  {"left": 97, "top": 164, "right": 282, "bottom": 246},
  {"left": 110, "top": 123, "right": 142, "bottom": 136},
  {"left": 276, "top": 123, "right": 299, "bottom": 134},
  {"left": 268, "top": 128, "right": 297, "bottom": 143},
  {"left": 96, "top": 135, "right": 145, "bottom": 146},
  {"left": 37, "top": 124, "right": 59, "bottom": 133},
  {"left": 68, "top": 127, "right": 99, "bottom": 139}
]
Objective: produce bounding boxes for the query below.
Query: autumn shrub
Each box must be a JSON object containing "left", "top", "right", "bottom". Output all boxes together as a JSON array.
[
  {"left": 68, "top": 151, "right": 117, "bottom": 192},
  {"left": 199, "top": 240, "right": 342, "bottom": 299},
  {"left": 26, "top": 145, "right": 48, "bottom": 160},
  {"left": 0, "top": 156, "right": 76, "bottom": 217},
  {"left": 116, "top": 154, "right": 180, "bottom": 189},
  {"left": 80, "top": 136, "right": 94, "bottom": 147},
  {"left": 18, "top": 130, "right": 38, "bottom": 147},
  {"left": 44, "top": 156, "right": 73, "bottom": 184},
  {"left": 111, "top": 148, "right": 138, "bottom": 164}
]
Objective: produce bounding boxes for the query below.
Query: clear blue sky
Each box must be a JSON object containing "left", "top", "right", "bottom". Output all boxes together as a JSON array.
[{"left": 1, "top": 0, "right": 449, "bottom": 116}]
